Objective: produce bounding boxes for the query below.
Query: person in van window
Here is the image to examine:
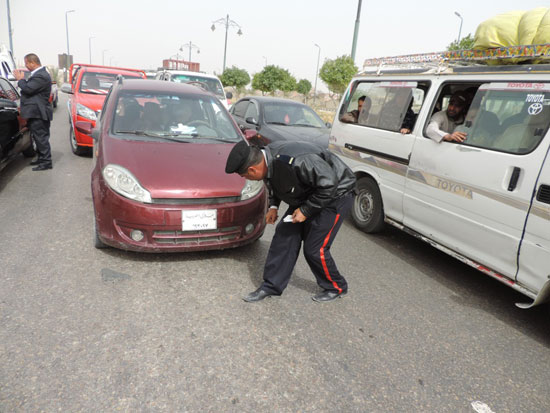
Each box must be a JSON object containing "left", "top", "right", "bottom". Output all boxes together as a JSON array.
[
  {"left": 400, "top": 100, "right": 417, "bottom": 134},
  {"left": 341, "top": 95, "right": 370, "bottom": 123},
  {"left": 426, "top": 91, "right": 468, "bottom": 143}
]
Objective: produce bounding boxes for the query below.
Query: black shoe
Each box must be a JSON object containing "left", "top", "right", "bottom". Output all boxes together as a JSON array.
[
  {"left": 243, "top": 287, "right": 279, "bottom": 302},
  {"left": 30, "top": 159, "right": 41, "bottom": 165},
  {"left": 32, "top": 164, "right": 52, "bottom": 171},
  {"left": 312, "top": 290, "right": 347, "bottom": 302}
]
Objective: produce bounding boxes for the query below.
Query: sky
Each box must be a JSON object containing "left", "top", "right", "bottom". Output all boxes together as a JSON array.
[{"left": 1, "top": 0, "right": 547, "bottom": 91}]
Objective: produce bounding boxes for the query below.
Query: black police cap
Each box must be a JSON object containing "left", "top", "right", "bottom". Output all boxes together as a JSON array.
[{"left": 225, "top": 140, "right": 251, "bottom": 174}]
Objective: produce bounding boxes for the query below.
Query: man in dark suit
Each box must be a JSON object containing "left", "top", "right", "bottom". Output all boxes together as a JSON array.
[{"left": 13, "top": 53, "right": 53, "bottom": 171}]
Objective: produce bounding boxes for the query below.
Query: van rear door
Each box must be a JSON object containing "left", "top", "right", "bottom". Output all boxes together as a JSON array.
[{"left": 404, "top": 82, "right": 550, "bottom": 281}]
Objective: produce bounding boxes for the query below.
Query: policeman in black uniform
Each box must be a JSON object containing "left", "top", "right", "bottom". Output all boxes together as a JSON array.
[{"left": 225, "top": 140, "right": 356, "bottom": 302}]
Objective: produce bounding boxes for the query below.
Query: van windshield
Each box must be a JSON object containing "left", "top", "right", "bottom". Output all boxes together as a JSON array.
[
  {"left": 171, "top": 74, "right": 225, "bottom": 98},
  {"left": 459, "top": 83, "right": 550, "bottom": 154}
]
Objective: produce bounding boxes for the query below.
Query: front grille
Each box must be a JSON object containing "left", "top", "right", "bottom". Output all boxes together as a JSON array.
[
  {"left": 151, "top": 196, "right": 240, "bottom": 205},
  {"left": 152, "top": 226, "right": 240, "bottom": 245}
]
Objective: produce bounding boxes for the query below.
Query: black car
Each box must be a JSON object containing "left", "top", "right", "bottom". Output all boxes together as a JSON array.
[
  {"left": 230, "top": 96, "right": 330, "bottom": 147},
  {"left": 0, "top": 76, "right": 34, "bottom": 172}
]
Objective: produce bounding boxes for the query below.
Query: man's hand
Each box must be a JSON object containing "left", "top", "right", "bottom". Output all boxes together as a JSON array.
[
  {"left": 265, "top": 208, "right": 278, "bottom": 224},
  {"left": 291, "top": 208, "right": 307, "bottom": 223},
  {"left": 400, "top": 128, "right": 411, "bottom": 135},
  {"left": 443, "top": 131, "right": 467, "bottom": 143},
  {"left": 13, "top": 69, "right": 24, "bottom": 81}
]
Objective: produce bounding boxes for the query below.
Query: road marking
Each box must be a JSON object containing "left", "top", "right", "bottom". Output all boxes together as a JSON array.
[{"left": 471, "top": 401, "right": 496, "bottom": 413}]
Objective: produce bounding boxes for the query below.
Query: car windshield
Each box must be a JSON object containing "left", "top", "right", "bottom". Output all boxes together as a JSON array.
[
  {"left": 170, "top": 74, "right": 224, "bottom": 98},
  {"left": 112, "top": 92, "right": 241, "bottom": 143},
  {"left": 263, "top": 102, "right": 326, "bottom": 128},
  {"left": 80, "top": 72, "right": 142, "bottom": 95}
]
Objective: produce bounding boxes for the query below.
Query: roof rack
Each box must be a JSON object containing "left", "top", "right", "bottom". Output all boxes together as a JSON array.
[{"left": 361, "top": 43, "right": 550, "bottom": 75}]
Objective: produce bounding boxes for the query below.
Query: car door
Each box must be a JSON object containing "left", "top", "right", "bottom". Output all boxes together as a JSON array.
[
  {"left": 404, "top": 81, "right": 550, "bottom": 280},
  {"left": 0, "top": 77, "right": 20, "bottom": 159}
]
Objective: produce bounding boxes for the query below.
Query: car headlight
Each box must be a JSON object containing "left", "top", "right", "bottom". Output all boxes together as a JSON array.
[
  {"left": 77, "top": 103, "right": 97, "bottom": 121},
  {"left": 240, "top": 179, "right": 263, "bottom": 200},
  {"left": 102, "top": 164, "right": 152, "bottom": 203}
]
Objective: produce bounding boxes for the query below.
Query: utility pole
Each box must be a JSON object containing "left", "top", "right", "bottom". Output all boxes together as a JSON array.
[
  {"left": 350, "top": 0, "right": 362, "bottom": 63},
  {"left": 6, "top": 0, "right": 14, "bottom": 54}
]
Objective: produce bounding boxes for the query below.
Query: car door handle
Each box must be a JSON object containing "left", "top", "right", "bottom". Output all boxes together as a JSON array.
[{"left": 508, "top": 166, "right": 521, "bottom": 191}]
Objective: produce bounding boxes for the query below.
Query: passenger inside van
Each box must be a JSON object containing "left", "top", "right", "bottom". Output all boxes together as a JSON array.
[
  {"left": 400, "top": 100, "right": 417, "bottom": 134},
  {"left": 341, "top": 96, "right": 370, "bottom": 124},
  {"left": 425, "top": 91, "right": 468, "bottom": 143}
]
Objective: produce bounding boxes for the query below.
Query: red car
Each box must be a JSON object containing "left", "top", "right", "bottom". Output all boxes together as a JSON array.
[
  {"left": 81, "top": 78, "right": 267, "bottom": 252},
  {"left": 61, "top": 64, "right": 146, "bottom": 156}
]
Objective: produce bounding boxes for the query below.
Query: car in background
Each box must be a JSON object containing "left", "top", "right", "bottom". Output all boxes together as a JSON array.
[
  {"left": 229, "top": 96, "right": 331, "bottom": 148},
  {"left": 0, "top": 76, "right": 34, "bottom": 172},
  {"left": 155, "top": 69, "right": 232, "bottom": 109},
  {"left": 83, "top": 78, "right": 267, "bottom": 252},
  {"left": 60, "top": 63, "right": 146, "bottom": 156}
]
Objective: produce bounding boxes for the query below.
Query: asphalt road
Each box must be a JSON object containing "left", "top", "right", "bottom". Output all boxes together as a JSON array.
[{"left": 1, "top": 93, "right": 549, "bottom": 412}]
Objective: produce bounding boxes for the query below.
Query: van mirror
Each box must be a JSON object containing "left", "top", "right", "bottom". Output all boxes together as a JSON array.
[
  {"left": 60, "top": 83, "right": 72, "bottom": 94},
  {"left": 7, "top": 73, "right": 15, "bottom": 81},
  {"left": 226, "top": 91, "right": 233, "bottom": 99}
]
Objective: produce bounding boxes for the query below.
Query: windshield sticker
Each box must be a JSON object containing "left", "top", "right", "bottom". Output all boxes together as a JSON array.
[
  {"left": 525, "top": 94, "right": 545, "bottom": 103},
  {"left": 528, "top": 103, "right": 544, "bottom": 116}
]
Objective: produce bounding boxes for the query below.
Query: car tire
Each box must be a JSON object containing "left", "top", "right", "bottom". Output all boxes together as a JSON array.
[
  {"left": 94, "top": 217, "right": 108, "bottom": 249},
  {"left": 70, "top": 125, "right": 88, "bottom": 156},
  {"left": 351, "top": 177, "right": 385, "bottom": 233}
]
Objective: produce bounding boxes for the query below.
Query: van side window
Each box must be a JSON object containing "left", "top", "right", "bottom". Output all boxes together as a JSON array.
[
  {"left": 232, "top": 100, "right": 249, "bottom": 118},
  {"left": 340, "top": 81, "right": 428, "bottom": 133},
  {"left": 458, "top": 83, "right": 550, "bottom": 154}
]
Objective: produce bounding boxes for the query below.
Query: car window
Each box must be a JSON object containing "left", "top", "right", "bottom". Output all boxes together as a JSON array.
[
  {"left": 460, "top": 82, "right": 550, "bottom": 154},
  {"left": 0, "top": 77, "right": 18, "bottom": 101},
  {"left": 244, "top": 102, "right": 258, "bottom": 120},
  {"left": 170, "top": 74, "right": 224, "bottom": 98},
  {"left": 232, "top": 100, "right": 249, "bottom": 118},
  {"left": 112, "top": 92, "right": 241, "bottom": 143},
  {"left": 80, "top": 72, "right": 141, "bottom": 95},
  {"left": 263, "top": 102, "right": 326, "bottom": 127}
]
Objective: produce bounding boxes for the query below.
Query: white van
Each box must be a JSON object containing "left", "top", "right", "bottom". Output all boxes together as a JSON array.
[
  {"left": 155, "top": 69, "right": 232, "bottom": 109},
  {"left": 0, "top": 44, "right": 16, "bottom": 85},
  {"left": 330, "top": 48, "right": 550, "bottom": 308}
]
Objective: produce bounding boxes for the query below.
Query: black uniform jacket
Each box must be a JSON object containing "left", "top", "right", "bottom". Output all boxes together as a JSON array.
[
  {"left": 264, "top": 141, "right": 356, "bottom": 218},
  {"left": 17, "top": 67, "right": 53, "bottom": 121}
]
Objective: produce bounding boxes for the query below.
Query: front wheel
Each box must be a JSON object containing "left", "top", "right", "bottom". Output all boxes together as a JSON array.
[
  {"left": 70, "top": 125, "right": 88, "bottom": 156},
  {"left": 351, "top": 177, "right": 385, "bottom": 233}
]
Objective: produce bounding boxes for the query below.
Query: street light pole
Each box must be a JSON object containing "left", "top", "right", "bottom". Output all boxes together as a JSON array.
[
  {"left": 64, "top": 9, "right": 75, "bottom": 82},
  {"left": 88, "top": 36, "right": 94, "bottom": 64},
  {"left": 351, "top": 0, "right": 362, "bottom": 63},
  {"left": 454, "top": 11, "right": 463, "bottom": 44},
  {"left": 6, "top": 0, "right": 14, "bottom": 54},
  {"left": 211, "top": 14, "right": 242, "bottom": 73},
  {"left": 313, "top": 44, "right": 321, "bottom": 105},
  {"left": 102, "top": 49, "right": 108, "bottom": 66},
  {"left": 180, "top": 41, "right": 200, "bottom": 63}
]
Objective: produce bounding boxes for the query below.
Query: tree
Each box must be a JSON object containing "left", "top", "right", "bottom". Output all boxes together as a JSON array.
[
  {"left": 251, "top": 65, "right": 296, "bottom": 95},
  {"left": 296, "top": 79, "right": 312, "bottom": 102},
  {"left": 219, "top": 66, "right": 250, "bottom": 92},
  {"left": 447, "top": 33, "right": 475, "bottom": 51},
  {"left": 319, "top": 55, "right": 357, "bottom": 96}
]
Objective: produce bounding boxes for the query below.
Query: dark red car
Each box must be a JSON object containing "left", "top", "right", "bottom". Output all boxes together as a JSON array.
[{"left": 84, "top": 78, "right": 267, "bottom": 252}]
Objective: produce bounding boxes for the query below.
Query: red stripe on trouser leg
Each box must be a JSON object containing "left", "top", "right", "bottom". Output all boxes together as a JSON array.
[{"left": 320, "top": 214, "right": 342, "bottom": 294}]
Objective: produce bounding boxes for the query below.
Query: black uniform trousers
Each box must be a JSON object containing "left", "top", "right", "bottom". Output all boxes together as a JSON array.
[
  {"left": 28, "top": 118, "right": 52, "bottom": 167},
  {"left": 261, "top": 192, "right": 353, "bottom": 295}
]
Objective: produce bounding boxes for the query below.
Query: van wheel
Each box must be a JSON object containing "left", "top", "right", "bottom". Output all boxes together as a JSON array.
[
  {"left": 70, "top": 125, "right": 87, "bottom": 156},
  {"left": 351, "top": 177, "right": 385, "bottom": 233}
]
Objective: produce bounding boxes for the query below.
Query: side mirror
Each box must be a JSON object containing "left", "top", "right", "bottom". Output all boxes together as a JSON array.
[
  {"left": 75, "top": 120, "right": 93, "bottom": 136},
  {"left": 91, "top": 128, "right": 100, "bottom": 141},
  {"left": 325, "top": 122, "right": 332, "bottom": 128},
  {"left": 7, "top": 73, "right": 16, "bottom": 81},
  {"left": 226, "top": 91, "right": 233, "bottom": 99},
  {"left": 60, "top": 83, "right": 73, "bottom": 94},
  {"left": 0, "top": 98, "right": 17, "bottom": 109},
  {"left": 245, "top": 117, "right": 258, "bottom": 126},
  {"left": 243, "top": 129, "right": 258, "bottom": 140}
]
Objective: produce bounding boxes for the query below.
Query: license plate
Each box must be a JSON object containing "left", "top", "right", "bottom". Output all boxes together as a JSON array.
[{"left": 181, "top": 209, "right": 217, "bottom": 231}]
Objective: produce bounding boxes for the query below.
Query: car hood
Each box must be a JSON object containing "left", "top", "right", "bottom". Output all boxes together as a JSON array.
[
  {"left": 102, "top": 139, "right": 247, "bottom": 199},
  {"left": 264, "top": 125, "right": 329, "bottom": 147},
  {"left": 76, "top": 93, "right": 107, "bottom": 111}
]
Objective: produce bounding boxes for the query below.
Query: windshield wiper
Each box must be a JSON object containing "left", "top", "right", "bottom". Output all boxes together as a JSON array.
[
  {"left": 291, "top": 123, "right": 318, "bottom": 128},
  {"left": 266, "top": 121, "right": 287, "bottom": 126},
  {"left": 116, "top": 130, "right": 163, "bottom": 138}
]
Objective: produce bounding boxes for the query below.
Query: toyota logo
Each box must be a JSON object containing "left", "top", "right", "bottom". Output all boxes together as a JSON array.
[{"left": 528, "top": 103, "right": 544, "bottom": 115}]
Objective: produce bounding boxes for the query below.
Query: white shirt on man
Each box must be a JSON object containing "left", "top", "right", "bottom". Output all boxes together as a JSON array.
[{"left": 426, "top": 110, "right": 464, "bottom": 143}]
